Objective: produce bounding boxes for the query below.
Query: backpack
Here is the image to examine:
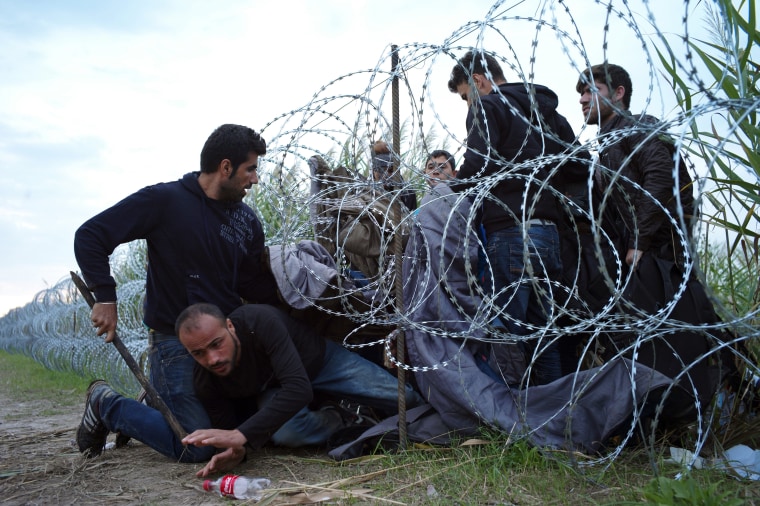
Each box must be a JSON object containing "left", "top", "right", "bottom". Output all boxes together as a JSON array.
[
  {"left": 598, "top": 251, "right": 739, "bottom": 423},
  {"left": 309, "top": 156, "right": 410, "bottom": 282}
]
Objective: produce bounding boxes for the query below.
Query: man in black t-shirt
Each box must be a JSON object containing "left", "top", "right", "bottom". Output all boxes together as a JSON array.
[{"left": 176, "top": 302, "right": 422, "bottom": 478}]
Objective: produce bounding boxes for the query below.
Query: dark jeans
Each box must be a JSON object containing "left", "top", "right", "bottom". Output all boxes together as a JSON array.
[
  {"left": 266, "top": 340, "right": 423, "bottom": 446},
  {"left": 485, "top": 223, "right": 563, "bottom": 385},
  {"left": 99, "top": 335, "right": 214, "bottom": 462}
]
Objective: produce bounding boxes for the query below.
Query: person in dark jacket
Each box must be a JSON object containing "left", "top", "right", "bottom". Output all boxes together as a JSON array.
[
  {"left": 73, "top": 124, "right": 280, "bottom": 462},
  {"left": 176, "top": 303, "right": 423, "bottom": 477},
  {"left": 576, "top": 63, "right": 695, "bottom": 267},
  {"left": 575, "top": 64, "right": 734, "bottom": 418},
  {"left": 447, "top": 50, "right": 588, "bottom": 385}
]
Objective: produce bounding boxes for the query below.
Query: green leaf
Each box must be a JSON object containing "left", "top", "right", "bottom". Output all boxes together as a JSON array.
[{"left": 655, "top": 45, "right": 692, "bottom": 110}]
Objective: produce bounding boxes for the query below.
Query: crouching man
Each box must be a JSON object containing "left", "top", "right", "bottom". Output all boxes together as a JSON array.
[{"left": 176, "top": 302, "right": 422, "bottom": 477}]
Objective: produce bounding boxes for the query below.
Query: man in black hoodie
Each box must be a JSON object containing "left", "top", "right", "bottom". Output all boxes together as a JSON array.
[
  {"left": 448, "top": 50, "right": 587, "bottom": 386},
  {"left": 73, "top": 124, "right": 280, "bottom": 462}
]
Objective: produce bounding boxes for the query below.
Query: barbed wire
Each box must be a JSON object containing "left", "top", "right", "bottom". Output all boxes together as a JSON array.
[{"left": 1, "top": 0, "right": 758, "bottom": 468}]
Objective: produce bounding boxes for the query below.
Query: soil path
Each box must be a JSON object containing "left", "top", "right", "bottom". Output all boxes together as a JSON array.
[{"left": 0, "top": 390, "right": 393, "bottom": 505}]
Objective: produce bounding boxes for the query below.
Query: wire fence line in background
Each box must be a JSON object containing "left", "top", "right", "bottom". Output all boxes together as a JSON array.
[
  {"left": 0, "top": 0, "right": 758, "bottom": 466},
  {"left": 0, "top": 265, "right": 148, "bottom": 395}
]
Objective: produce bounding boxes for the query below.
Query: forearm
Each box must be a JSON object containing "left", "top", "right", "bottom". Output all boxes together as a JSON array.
[
  {"left": 74, "top": 223, "right": 118, "bottom": 301},
  {"left": 237, "top": 387, "right": 312, "bottom": 448}
]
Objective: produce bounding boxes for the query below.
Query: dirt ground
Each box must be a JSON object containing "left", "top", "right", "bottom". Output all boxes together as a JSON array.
[{"left": 0, "top": 390, "right": 404, "bottom": 505}]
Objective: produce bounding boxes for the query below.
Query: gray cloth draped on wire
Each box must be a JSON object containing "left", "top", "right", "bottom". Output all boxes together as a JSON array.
[
  {"left": 331, "top": 183, "right": 674, "bottom": 455},
  {"left": 267, "top": 241, "right": 348, "bottom": 310}
]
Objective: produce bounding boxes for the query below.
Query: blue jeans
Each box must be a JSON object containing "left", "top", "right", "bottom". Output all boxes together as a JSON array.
[
  {"left": 99, "top": 336, "right": 214, "bottom": 463},
  {"left": 269, "top": 340, "right": 423, "bottom": 447},
  {"left": 485, "top": 224, "right": 563, "bottom": 385}
]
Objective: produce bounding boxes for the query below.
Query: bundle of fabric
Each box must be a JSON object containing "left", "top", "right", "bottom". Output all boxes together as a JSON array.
[{"left": 308, "top": 155, "right": 410, "bottom": 283}]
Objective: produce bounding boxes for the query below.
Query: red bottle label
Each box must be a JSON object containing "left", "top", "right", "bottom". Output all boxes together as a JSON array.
[{"left": 220, "top": 475, "right": 238, "bottom": 497}]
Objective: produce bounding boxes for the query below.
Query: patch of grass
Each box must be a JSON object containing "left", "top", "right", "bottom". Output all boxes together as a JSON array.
[
  {"left": 636, "top": 475, "right": 745, "bottom": 506},
  {"left": 0, "top": 350, "right": 90, "bottom": 406},
  {"left": 1, "top": 349, "right": 757, "bottom": 504},
  {"left": 336, "top": 434, "right": 760, "bottom": 505}
]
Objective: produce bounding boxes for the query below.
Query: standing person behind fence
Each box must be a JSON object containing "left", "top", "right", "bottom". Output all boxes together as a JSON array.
[
  {"left": 371, "top": 140, "right": 418, "bottom": 211},
  {"left": 576, "top": 63, "right": 694, "bottom": 269},
  {"left": 575, "top": 63, "right": 737, "bottom": 417},
  {"left": 447, "top": 50, "right": 569, "bottom": 386},
  {"left": 73, "top": 124, "right": 279, "bottom": 462},
  {"left": 421, "top": 148, "right": 493, "bottom": 286}
]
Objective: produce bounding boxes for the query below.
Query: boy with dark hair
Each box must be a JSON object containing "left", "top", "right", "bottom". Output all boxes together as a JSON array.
[
  {"left": 576, "top": 62, "right": 633, "bottom": 112},
  {"left": 447, "top": 51, "right": 506, "bottom": 96},
  {"left": 424, "top": 150, "right": 457, "bottom": 189}
]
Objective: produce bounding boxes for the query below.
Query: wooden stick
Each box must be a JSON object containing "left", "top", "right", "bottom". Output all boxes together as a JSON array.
[{"left": 70, "top": 271, "right": 187, "bottom": 441}]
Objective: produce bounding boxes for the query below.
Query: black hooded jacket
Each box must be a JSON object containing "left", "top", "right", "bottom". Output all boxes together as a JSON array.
[
  {"left": 452, "top": 82, "right": 589, "bottom": 234},
  {"left": 74, "top": 172, "right": 279, "bottom": 335},
  {"left": 193, "top": 304, "right": 325, "bottom": 449}
]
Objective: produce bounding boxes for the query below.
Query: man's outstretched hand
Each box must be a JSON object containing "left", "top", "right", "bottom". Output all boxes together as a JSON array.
[{"left": 182, "top": 429, "right": 247, "bottom": 477}]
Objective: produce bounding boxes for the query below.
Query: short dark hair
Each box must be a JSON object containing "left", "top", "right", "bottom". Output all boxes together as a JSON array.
[
  {"left": 199, "top": 124, "right": 267, "bottom": 175},
  {"left": 576, "top": 63, "right": 633, "bottom": 110},
  {"left": 448, "top": 50, "right": 506, "bottom": 93},
  {"left": 427, "top": 150, "right": 456, "bottom": 171},
  {"left": 175, "top": 302, "right": 226, "bottom": 338}
]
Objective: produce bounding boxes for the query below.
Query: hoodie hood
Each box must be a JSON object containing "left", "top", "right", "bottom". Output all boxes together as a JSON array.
[
  {"left": 180, "top": 171, "right": 206, "bottom": 198},
  {"left": 495, "top": 82, "right": 559, "bottom": 119},
  {"left": 179, "top": 171, "right": 240, "bottom": 209}
]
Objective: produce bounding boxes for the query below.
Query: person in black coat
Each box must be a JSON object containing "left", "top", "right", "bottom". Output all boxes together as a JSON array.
[{"left": 576, "top": 63, "right": 732, "bottom": 417}]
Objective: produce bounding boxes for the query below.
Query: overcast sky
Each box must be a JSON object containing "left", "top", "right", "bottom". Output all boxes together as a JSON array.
[{"left": 0, "top": 0, "right": 706, "bottom": 316}]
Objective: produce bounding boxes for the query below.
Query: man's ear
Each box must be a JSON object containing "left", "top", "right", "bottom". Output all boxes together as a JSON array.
[
  {"left": 219, "top": 159, "right": 232, "bottom": 174},
  {"left": 473, "top": 73, "right": 487, "bottom": 94},
  {"left": 472, "top": 74, "right": 493, "bottom": 97},
  {"left": 612, "top": 85, "right": 626, "bottom": 104}
]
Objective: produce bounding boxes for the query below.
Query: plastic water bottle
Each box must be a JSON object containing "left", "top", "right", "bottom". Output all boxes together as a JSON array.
[{"left": 203, "top": 475, "right": 271, "bottom": 500}]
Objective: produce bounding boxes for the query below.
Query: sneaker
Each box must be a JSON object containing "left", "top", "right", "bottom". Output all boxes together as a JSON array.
[
  {"left": 320, "top": 399, "right": 380, "bottom": 427},
  {"left": 76, "top": 380, "right": 115, "bottom": 457},
  {"left": 339, "top": 400, "right": 380, "bottom": 426}
]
